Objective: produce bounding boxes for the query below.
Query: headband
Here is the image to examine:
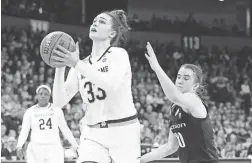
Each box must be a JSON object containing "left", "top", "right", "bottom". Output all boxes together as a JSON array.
[{"left": 36, "top": 85, "right": 51, "bottom": 94}]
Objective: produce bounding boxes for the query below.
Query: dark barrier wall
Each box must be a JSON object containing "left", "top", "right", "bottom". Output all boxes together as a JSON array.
[
  {"left": 251, "top": 0, "right": 252, "bottom": 38},
  {"left": 128, "top": 0, "right": 238, "bottom": 25},
  {"left": 1, "top": 158, "right": 251, "bottom": 163},
  {"left": 2, "top": 15, "right": 252, "bottom": 50}
]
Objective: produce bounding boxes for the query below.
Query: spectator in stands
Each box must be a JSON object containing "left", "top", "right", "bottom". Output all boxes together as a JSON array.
[
  {"left": 240, "top": 78, "right": 251, "bottom": 116},
  {"left": 2, "top": 108, "right": 21, "bottom": 136},
  {"left": 221, "top": 142, "right": 236, "bottom": 158},
  {"left": 8, "top": 129, "right": 17, "bottom": 139},
  {"left": 1, "top": 137, "right": 18, "bottom": 160},
  {"left": 144, "top": 105, "right": 158, "bottom": 125},
  {"left": 1, "top": 124, "right": 8, "bottom": 147}
]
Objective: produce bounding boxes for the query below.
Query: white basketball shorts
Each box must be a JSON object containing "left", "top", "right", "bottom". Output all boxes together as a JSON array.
[
  {"left": 77, "top": 120, "right": 141, "bottom": 163},
  {"left": 27, "top": 142, "right": 64, "bottom": 163}
]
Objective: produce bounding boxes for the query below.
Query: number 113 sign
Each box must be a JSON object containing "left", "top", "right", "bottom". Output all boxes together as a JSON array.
[{"left": 181, "top": 36, "right": 201, "bottom": 50}]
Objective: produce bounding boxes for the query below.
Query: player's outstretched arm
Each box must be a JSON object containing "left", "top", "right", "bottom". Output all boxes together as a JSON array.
[
  {"left": 140, "top": 130, "right": 179, "bottom": 163},
  {"left": 145, "top": 42, "right": 205, "bottom": 116},
  {"left": 57, "top": 107, "right": 78, "bottom": 149},
  {"left": 145, "top": 42, "right": 182, "bottom": 103},
  {"left": 53, "top": 67, "right": 79, "bottom": 108},
  {"left": 16, "top": 110, "right": 31, "bottom": 148}
]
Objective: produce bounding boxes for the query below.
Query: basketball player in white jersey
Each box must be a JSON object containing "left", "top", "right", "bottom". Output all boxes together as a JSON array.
[
  {"left": 51, "top": 9, "right": 140, "bottom": 163},
  {"left": 16, "top": 85, "right": 78, "bottom": 163}
]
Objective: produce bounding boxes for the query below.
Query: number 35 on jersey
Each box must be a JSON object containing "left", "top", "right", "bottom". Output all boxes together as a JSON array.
[{"left": 84, "top": 81, "right": 106, "bottom": 103}]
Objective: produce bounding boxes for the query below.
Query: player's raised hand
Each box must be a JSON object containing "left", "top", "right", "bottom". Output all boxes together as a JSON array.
[
  {"left": 145, "top": 42, "right": 160, "bottom": 71},
  {"left": 52, "top": 42, "right": 80, "bottom": 68}
]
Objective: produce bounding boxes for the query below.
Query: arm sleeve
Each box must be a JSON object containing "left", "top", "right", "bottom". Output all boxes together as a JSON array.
[
  {"left": 75, "top": 48, "right": 129, "bottom": 92},
  {"left": 53, "top": 67, "right": 79, "bottom": 108},
  {"left": 57, "top": 108, "right": 78, "bottom": 147},
  {"left": 16, "top": 110, "right": 31, "bottom": 148}
]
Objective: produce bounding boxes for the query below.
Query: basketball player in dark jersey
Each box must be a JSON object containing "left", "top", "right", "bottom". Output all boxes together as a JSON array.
[{"left": 141, "top": 42, "right": 219, "bottom": 163}]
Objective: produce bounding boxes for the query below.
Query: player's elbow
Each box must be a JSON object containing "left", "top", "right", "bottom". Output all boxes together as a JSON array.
[
  {"left": 53, "top": 98, "right": 61, "bottom": 105},
  {"left": 163, "top": 140, "right": 179, "bottom": 156},
  {"left": 53, "top": 100, "right": 67, "bottom": 109},
  {"left": 165, "top": 145, "right": 179, "bottom": 157},
  {"left": 54, "top": 103, "right": 66, "bottom": 109},
  {"left": 53, "top": 94, "right": 70, "bottom": 108},
  {"left": 170, "top": 143, "right": 179, "bottom": 154},
  {"left": 53, "top": 93, "right": 63, "bottom": 104}
]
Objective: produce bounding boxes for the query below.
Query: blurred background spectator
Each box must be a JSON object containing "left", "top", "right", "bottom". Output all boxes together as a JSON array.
[{"left": 1, "top": 137, "right": 18, "bottom": 160}]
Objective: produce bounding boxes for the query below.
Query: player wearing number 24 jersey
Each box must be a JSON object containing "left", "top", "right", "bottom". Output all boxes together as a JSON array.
[
  {"left": 16, "top": 85, "right": 78, "bottom": 163},
  {"left": 141, "top": 42, "right": 218, "bottom": 163}
]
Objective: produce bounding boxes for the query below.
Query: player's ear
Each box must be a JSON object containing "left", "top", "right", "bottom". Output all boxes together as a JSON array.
[
  {"left": 109, "top": 30, "right": 117, "bottom": 39},
  {"left": 193, "top": 83, "right": 199, "bottom": 92}
]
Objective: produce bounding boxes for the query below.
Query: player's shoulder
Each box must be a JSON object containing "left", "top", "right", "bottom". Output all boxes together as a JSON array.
[
  {"left": 82, "top": 55, "right": 90, "bottom": 63},
  {"left": 25, "top": 104, "right": 37, "bottom": 115},
  {"left": 27, "top": 104, "right": 36, "bottom": 110},
  {"left": 183, "top": 93, "right": 206, "bottom": 108},
  {"left": 109, "top": 47, "right": 129, "bottom": 63},
  {"left": 182, "top": 93, "right": 207, "bottom": 115},
  {"left": 27, "top": 104, "right": 39, "bottom": 110},
  {"left": 110, "top": 47, "right": 128, "bottom": 57}
]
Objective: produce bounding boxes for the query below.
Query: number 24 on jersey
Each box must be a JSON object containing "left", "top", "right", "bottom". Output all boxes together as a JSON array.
[{"left": 39, "top": 118, "right": 52, "bottom": 130}]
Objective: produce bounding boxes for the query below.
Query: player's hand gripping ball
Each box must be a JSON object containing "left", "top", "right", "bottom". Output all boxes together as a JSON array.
[
  {"left": 40, "top": 31, "right": 76, "bottom": 68},
  {"left": 52, "top": 40, "right": 80, "bottom": 68}
]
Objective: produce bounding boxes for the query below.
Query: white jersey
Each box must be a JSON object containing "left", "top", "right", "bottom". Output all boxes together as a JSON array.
[
  {"left": 72, "top": 47, "right": 137, "bottom": 125},
  {"left": 26, "top": 103, "right": 61, "bottom": 144}
]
